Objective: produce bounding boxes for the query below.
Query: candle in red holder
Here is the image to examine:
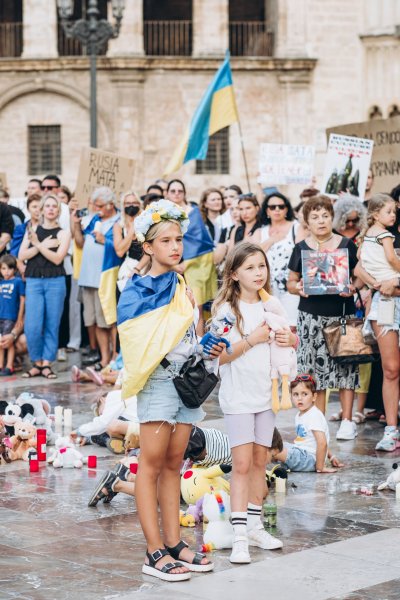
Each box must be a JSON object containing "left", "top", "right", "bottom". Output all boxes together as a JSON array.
[
  {"left": 129, "top": 462, "right": 138, "bottom": 474},
  {"left": 29, "top": 450, "right": 39, "bottom": 472},
  {"left": 36, "top": 429, "right": 47, "bottom": 461},
  {"left": 87, "top": 455, "right": 97, "bottom": 468}
]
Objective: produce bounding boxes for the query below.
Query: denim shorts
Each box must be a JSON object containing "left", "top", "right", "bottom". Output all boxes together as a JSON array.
[
  {"left": 283, "top": 443, "right": 316, "bottom": 472},
  {"left": 136, "top": 362, "right": 205, "bottom": 425}
]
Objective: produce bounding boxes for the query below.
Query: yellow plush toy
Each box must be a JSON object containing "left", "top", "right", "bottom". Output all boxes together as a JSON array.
[
  {"left": 179, "top": 511, "right": 195, "bottom": 527},
  {"left": 180, "top": 464, "right": 231, "bottom": 505}
]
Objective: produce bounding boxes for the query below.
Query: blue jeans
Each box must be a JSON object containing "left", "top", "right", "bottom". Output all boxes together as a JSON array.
[{"left": 25, "top": 277, "right": 66, "bottom": 362}]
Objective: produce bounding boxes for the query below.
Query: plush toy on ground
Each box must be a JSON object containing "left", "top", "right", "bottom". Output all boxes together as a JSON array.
[
  {"left": 266, "top": 464, "right": 289, "bottom": 488},
  {"left": 15, "top": 393, "right": 56, "bottom": 445},
  {"left": 180, "top": 464, "right": 231, "bottom": 505},
  {"left": 179, "top": 511, "right": 196, "bottom": 527},
  {"left": 0, "top": 400, "right": 31, "bottom": 436},
  {"left": 0, "top": 424, "right": 11, "bottom": 464},
  {"left": 196, "top": 311, "right": 236, "bottom": 359},
  {"left": 377, "top": 463, "right": 400, "bottom": 491},
  {"left": 182, "top": 497, "right": 204, "bottom": 525},
  {"left": 201, "top": 490, "right": 233, "bottom": 551},
  {"left": 47, "top": 436, "right": 86, "bottom": 468},
  {"left": 8, "top": 421, "right": 37, "bottom": 461},
  {"left": 263, "top": 307, "right": 297, "bottom": 413}
]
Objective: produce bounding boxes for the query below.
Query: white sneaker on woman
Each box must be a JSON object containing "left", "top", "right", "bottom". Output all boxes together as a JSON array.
[
  {"left": 229, "top": 536, "right": 251, "bottom": 564},
  {"left": 248, "top": 522, "right": 283, "bottom": 550},
  {"left": 336, "top": 418, "right": 357, "bottom": 440}
]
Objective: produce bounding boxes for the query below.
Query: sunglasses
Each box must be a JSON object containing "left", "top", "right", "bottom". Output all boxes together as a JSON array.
[
  {"left": 41, "top": 185, "right": 57, "bottom": 191},
  {"left": 293, "top": 374, "right": 316, "bottom": 386},
  {"left": 345, "top": 217, "right": 360, "bottom": 225},
  {"left": 267, "top": 204, "right": 286, "bottom": 211}
]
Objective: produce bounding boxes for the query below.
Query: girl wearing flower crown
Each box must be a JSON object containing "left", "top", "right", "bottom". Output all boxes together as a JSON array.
[{"left": 117, "top": 200, "right": 224, "bottom": 582}]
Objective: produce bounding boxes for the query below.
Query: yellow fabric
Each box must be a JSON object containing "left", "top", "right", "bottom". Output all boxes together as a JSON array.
[
  {"left": 72, "top": 242, "right": 83, "bottom": 281},
  {"left": 184, "top": 252, "right": 217, "bottom": 306},
  {"left": 209, "top": 85, "right": 238, "bottom": 136},
  {"left": 118, "top": 275, "right": 193, "bottom": 400},
  {"left": 163, "top": 126, "right": 189, "bottom": 176},
  {"left": 259, "top": 289, "right": 271, "bottom": 303},
  {"left": 98, "top": 266, "right": 119, "bottom": 326}
]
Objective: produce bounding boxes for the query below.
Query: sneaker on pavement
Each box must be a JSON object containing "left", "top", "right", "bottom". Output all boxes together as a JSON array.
[
  {"left": 336, "top": 418, "right": 358, "bottom": 440},
  {"left": 248, "top": 522, "right": 283, "bottom": 550},
  {"left": 57, "top": 348, "right": 67, "bottom": 362},
  {"left": 229, "top": 536, "right": 251, "bottom": 564},
  {"left": 375, "top": 427, "right": 400, "bottom": 452},
  {"left": 82, "top": 350, "right": 101, "bottom": 365}
]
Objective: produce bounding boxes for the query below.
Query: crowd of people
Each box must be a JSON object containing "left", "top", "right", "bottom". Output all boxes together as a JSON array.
[{"left": 0, "top": 169, "right": 399, "bottom": 575}]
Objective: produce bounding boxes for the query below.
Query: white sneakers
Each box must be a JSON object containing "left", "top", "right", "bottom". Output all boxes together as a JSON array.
[
  {"left": 230, "top": 526, "right": 283, "bottom": 563},
  {"left": 336, "top": 418, "right": 358, "bottom": 440},
  {"left": 247, "top": 523, "right": 283, "bottom": 550}
]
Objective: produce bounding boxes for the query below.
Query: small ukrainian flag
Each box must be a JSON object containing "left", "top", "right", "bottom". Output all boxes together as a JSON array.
[{"left": 164, "top": 51, "right": 238, "bottom": 174}]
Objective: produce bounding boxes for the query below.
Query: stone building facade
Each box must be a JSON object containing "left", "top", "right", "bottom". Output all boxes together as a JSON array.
[{"left": 0, "top": 0, "right": 400, "bottom": 199}]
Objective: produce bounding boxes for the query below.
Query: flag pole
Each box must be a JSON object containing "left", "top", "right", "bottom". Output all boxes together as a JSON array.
[{"left": 237, "top": 118, "right": 251, "bottom": 192}]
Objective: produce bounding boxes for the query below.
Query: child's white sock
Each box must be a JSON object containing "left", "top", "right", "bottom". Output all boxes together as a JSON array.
[
  {"left": 247, "top": 503, "right": 262, "bottom": 530},
  {"left": 231, "top": 511, "right": 248, "bottom": 537}
]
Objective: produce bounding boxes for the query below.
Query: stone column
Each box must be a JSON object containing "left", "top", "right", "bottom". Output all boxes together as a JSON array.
[
  {"left": 22, "top": 0, "right": 58, "bottom": 58},
  {"left": 107, "top": 1, "right": 144, "bottom": 57},
  {"left": 274, "top": 0, "right": 308, "bottom": 58},
  {"left": 193, "top": 0, "right": 228, "bottom": 57}
]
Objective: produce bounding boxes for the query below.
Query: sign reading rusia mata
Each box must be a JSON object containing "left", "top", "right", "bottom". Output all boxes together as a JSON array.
[
  {"left": 326, "top": 116, "right": 400, "bottom": 193},
  {"left": 75, "top": 147, "right": 135, "bottom": 208},
  {"left": 0, "top": 173, "right": 7, "bottom": 190}
]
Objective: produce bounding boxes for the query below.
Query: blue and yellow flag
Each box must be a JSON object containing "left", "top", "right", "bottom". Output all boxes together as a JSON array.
[
  {"left": 117, "top": 271, "right": 193, "bottom": 399},
  {"left": 164, "top": 51, "right": 238, "bottom": 175}
]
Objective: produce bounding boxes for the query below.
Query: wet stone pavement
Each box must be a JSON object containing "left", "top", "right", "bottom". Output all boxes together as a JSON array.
[{"left": 0, "top": 353, "right": 400, "bottom": 599}]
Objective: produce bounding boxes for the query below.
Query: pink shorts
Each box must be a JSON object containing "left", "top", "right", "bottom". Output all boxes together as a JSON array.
[{"left": 224, "top": 410, "right": 275, "bottom": 448}]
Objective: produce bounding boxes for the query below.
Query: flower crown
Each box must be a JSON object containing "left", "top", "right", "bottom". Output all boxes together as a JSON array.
[{"left": 134, "top": 199, "right": 190, "bottom": 243}]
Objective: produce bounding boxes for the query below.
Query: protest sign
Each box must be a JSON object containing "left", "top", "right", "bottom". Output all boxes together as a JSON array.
[
  {"left": 326, "top": 116, "right": 400, "bottom": 194},
  {"left": 322, "top": 134, "right": 373, "bottom": 201},
  {"left": 258, "top": 143, "right": 315, "bottom": 186},
  {"left": 0, "top": 173, "right": 7, "bottom": 190},
  {"left": 302, "top": 249, "right": 350, "bottom": 295},
  {"left": 75, "top": 147, "right": 135, "bottom": 208}
]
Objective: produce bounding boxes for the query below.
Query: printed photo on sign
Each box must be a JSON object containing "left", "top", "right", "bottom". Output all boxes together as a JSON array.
[
  {"left": 322, "top": 134, "right": 373, "bottom": 201},
  {"left": 302, "top": 249, "right": 350, "bottom": 295},
  {"left": 258, "top": 143, "right": 315, "bottom": 186}
]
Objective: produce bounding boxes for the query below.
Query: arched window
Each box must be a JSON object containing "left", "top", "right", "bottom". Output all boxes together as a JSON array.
[
  {"left": 58, "top": 0, "right": 108, "bottom": 56},
  {"left": 368, "top": 105, "right": 383, "bottom": 120},
  {"left": 229, "top": 0, "right": 273, "bottom": 56},
  {"left": 388, "top": 104, "right": 400, "bottom": 118},
  {"left": 144, "top": 0, "right": 193, "bottom": 56},
  {"left": 0, "top": 0, "right": 22, "bottom": 58}
]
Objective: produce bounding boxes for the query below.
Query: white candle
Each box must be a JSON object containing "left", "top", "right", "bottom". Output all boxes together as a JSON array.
[
  {"left": 54, "top": 406, "right": 63, "bottom": 425},
  {"left": 63, "top": 408, "right": 72, "bottom": 428},
  {"left": 275, "top": 477, "right": 286, "bottom": 493},
  {"left": 396, "top": 482, "right": 400, "bottom": 500}
]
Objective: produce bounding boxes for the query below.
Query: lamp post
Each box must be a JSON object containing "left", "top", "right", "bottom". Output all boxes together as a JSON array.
[{"left": 57, "top": 0, "right": 125, "bottom": 148}]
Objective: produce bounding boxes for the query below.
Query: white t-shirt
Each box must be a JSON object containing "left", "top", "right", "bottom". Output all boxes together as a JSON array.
[
  {"left": 293, "top": 405, "right": 330, "bottom": 457},
  {"left": 219, "top": 299, "right": 276, "bottom": 414},
  {"left": 166, "top": 306, "right": 199, "bottom": 362}
]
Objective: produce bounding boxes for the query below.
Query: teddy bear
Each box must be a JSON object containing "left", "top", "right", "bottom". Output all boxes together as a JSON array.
[
  {"left": 180, "top": 464, "right": 231, "bottom": 505},
  {"left": 201, "top": 490, "right": 233, "bottom": 551},
  {"left": 377, "top": 463, "right": 400, "bottom": 491},
  {"left": 47, "top": 436, "right": 86, "bottom": 468},
  {"left": 8, "top": 421, "right": 37, "bottom": 461},
  {"left": 15, "top": 393, "right": 56, "bottom": 445}
]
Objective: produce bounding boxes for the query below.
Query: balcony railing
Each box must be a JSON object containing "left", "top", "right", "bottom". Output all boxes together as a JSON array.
[
  {"left": 144, "top": 20, "right": 192, "bottom": 56},
  {"left": 57, "top": 24, "right": 107, "bottom": 56},
  {"left": 0, "top": 22, "right": 23, "bottom": 58},
  {"left": 229, "top": 21, "right": 274, "bottom": 57}
]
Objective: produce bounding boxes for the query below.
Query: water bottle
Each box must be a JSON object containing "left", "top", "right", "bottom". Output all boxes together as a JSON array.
[{"left": 263, "top": 502, "right": 277, "bottom": 529}]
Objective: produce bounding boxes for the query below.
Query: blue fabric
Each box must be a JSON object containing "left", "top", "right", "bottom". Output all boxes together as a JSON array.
[
  {"left": 117, "top": 271, "right": 178, "bottom": 326},
  {"left": 10, "top": 222, "right": 28, "bottom": 257},
  {"left": 24, "top": 276, "right": 66, "bottom": 362},
  {"left": 78, "top": 214, "right": 120, "bottom": 288},
  {"left": 283, "top": 443, "right": 316, "bottom": 472},
  {"left": 0, "top": 277, "right": 25, "bottom": 321},
  {"left": 183, "top": 206, "right": 214, "bottom": 261}
]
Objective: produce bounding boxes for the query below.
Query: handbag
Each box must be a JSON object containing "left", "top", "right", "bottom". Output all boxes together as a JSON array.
[
  {"left": 160, "top": 355, "right": 219, "bottom": 409},
  {"left": 322, "top": 292, "right": 380, "bottom": 365}
]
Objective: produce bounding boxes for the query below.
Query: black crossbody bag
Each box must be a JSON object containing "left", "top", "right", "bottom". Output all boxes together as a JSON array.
[{"left": 160, "top": 355, "right": 219, "bottom": 409}]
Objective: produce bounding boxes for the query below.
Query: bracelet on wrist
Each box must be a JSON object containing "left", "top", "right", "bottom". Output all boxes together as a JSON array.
[
  {"left": 244, "top": 334, "right": 253, "bottom": 348},
  {"left": 10, "top": 331, "right": 17, "bottom": 340}
]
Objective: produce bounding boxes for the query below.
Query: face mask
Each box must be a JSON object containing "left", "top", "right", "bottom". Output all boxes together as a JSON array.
[{"left": 125, "top": 205, "right": 140, "bottom": 217}]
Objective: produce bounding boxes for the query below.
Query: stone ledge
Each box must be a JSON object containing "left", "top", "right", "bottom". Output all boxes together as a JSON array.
[{"left": 0, "top": 55, "right": 317, "bottom": 73}]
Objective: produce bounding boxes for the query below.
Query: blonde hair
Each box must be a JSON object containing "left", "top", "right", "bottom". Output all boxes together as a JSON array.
[
  {"left": 360, "top": 193, "right": 395, "bottom": 241},
  {"left": 119, "top": 190, "right": 142, "bottom": 227},
  {"left": 142, "top": 219, "right": 183, "bottom": 273},
  {"left": 212, "top": 241, "right": 271, "bottom": 336},
  {"left": 39, "top": 194, "right": 62, "bottom": 224}
]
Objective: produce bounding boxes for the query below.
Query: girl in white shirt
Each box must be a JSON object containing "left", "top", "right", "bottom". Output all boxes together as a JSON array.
[{"left": 212, "top": 241, "right": 297, "bottom": 564}]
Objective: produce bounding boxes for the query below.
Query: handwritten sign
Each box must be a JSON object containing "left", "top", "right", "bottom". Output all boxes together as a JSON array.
[
  {"left": 75, "top": 147, "right": 135, "bottom": 208},
  {"left": 258, "top": 143, "right": 315, "bottom": 186},
  {"left": 322, "top": 134, "right": 373, "bottom": 201},
  {"left": 0, "top": 173, "right": 7, "bottom": 190},
  {"left": 326, "top": 117, "right": 400, "bottom": 194}
]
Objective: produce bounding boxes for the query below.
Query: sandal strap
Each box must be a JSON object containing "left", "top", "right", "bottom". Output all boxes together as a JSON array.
[
  {"left": 160, "top": 561, "right": 184, "bottom": 574},
  {"left": 146, "top": 548, "right": 169, "bottom": 566},
  {"left": 191, "top": 552, "right": 207, "bottom": 565},
  {"left": 165, "top": 540, "right": 188, "bottom": 560}
]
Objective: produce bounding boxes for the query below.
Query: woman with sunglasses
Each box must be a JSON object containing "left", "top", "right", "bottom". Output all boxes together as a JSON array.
[
  {"left": 227, "top": 194, "right": 261, "bottom": 250},
  {"left": 258, "top": 193, "right": 301, "bottom": 328},
  {"left": 333, "top": 195, "right": 367, "bottom": 245}
]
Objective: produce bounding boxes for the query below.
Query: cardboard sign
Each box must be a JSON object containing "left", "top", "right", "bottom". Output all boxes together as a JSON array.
[
  {"left": 302, "top": 249, "right": 350, "bottom": 295},
  {"left": 259, "top": 143, "right": 315, "bottom": 186},
  {"left": 326, "top": 117, "right": 400, "bottom": 194},
  {"left": 322, "top": 134, "right": 373, "bottom": 201},
  {"left": 0, "top": 172, "right": 7, "bottom": 190},
  {"left": 75, "top": 147, "right": 135, "bottom": 208}
]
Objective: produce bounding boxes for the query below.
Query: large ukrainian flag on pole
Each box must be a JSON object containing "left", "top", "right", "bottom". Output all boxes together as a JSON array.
[
  {"left": 117, "top": 272, "right": 193, "bottom": 400},
  {"left": 164, "top": 51, "right": 238, "bottom": 175}
]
